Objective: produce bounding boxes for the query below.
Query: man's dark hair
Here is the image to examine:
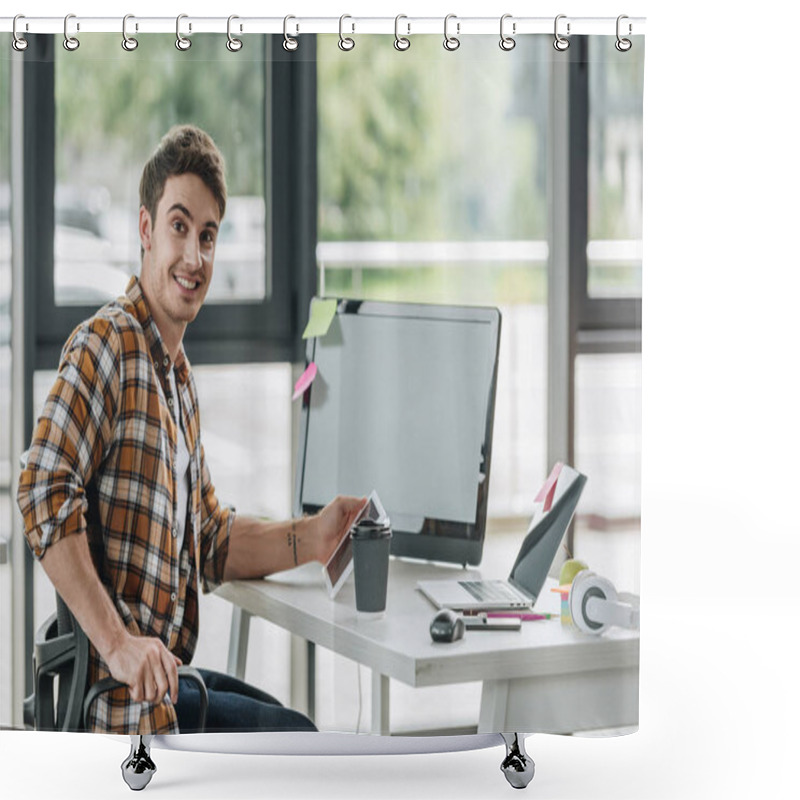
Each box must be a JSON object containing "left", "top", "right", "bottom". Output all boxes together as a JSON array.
[{"left": 139, "top": 125, "right": 227, "bottom": 255}]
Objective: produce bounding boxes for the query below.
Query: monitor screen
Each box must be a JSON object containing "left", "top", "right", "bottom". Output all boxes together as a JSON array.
[{"left": 295, "top": 299, "right": 501, "bottom": 566}]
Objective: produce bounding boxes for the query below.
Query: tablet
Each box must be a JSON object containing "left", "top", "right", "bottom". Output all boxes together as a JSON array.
[{"left": 323, "top": 490, "right": 388, "bottom": 598}]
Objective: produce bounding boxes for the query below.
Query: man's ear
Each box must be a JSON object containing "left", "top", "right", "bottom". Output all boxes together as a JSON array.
[{"left": 139, "top": 206, "right": 152, "bottom": 253}]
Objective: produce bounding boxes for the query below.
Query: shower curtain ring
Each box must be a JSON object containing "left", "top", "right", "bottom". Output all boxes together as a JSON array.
[
  {"left": 227, "top": 15, "right": 243, "bottom": 52},
  {"left": 338, "top": 15, "right": 355, "bottom": 51},
  {"left": 443, "top": 14, "right": 460, "bottom": 51},
  {"left": 553, "top": 14, "right": 570, "bottom": 51},
  {"left": 122, "top": 14, "right": 138, "bottom": 51},
  {"left": 615, "top": 15, "right": 633, "bottom": 52},
  {"left": 283, "top": 15, "right": 299, "bottom": 51},
  {"left": 176, "top": 14, "right": 191, "bottom": 50},
  {"left": 63, "top": 14, "right": 80, "bottom": 51},
  {"left": 499, "top": 14, "right": 516, "bottom": 51},
  {"left": 394, "top": 15, "right": 411, "bottom": 51},
  {"left": 12, "top": 15, "right": 29, "bottom": 52}
]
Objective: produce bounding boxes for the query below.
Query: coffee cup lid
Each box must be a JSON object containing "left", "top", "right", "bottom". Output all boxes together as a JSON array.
[{"left": 351, "top": 520, "right": 392, "bottom": 539}]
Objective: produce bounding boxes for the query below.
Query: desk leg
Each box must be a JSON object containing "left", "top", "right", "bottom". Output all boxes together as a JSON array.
[
  {"left": 227, "top": 606, "right": 251, "bottom": 680},
  {"left": 307, "top": 641, "right": 316, "bottom": 723},
  {"left": 290, "top": 636, "right": 316, "bottom": 723},
  {"left": 478, "top": 679, "right": 510, "bottom": 733},
  {"left": 371, "top": 672, "right": 390, "bottom": 735}
]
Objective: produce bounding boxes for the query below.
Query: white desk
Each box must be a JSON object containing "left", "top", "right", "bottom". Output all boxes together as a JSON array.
[{"left": 214, "top": 559, "right": 639, "bottom": 735}]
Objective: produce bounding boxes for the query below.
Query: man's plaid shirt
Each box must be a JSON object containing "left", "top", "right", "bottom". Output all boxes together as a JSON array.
[{"left": 17, "top": 276, "right": 234, "bottom": 734}]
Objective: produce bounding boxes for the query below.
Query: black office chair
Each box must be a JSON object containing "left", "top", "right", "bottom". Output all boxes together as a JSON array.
[{"left": 23, "top": 592, "right": 208, "bottom": 789}]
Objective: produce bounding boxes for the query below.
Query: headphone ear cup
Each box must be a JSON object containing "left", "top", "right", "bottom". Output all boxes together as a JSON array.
[{"left": 569, "top": 572, "right": 617, "bottom": 635}]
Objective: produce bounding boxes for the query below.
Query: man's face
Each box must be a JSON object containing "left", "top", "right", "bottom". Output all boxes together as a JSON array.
[{"left": 139, "top": 173, "right": 220, "bottom": 343}]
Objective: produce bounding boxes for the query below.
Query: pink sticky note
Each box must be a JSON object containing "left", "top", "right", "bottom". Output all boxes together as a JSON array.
[
  {"left": 535, "top": 462, "right": 563, "bottom": 512},
  {"left": 292, "top": 362, "right": 317, "bottom": 401}
]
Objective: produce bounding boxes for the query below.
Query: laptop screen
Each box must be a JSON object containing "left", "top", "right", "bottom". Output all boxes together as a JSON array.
[
  {"left": 295, "top": 299, "right": 501, "bottom": 566},
  {"left": 508, "top": 468, "right": 588, "bottom": 600}
]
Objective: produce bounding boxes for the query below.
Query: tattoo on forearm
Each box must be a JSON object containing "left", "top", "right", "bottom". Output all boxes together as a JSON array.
[{"left": 288, "top": 521, "right": 298, "bottom": 566}]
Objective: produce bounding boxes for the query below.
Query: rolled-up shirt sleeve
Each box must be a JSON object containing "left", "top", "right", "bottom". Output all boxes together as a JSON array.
[{"left": 17, "top": 319, "right": 119, "bottom": 559}]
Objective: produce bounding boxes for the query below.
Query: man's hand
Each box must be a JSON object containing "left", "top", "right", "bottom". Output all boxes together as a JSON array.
[
  {"left": 38, "top": 533, "right": 181, "bottom": 708},
  {"left": 104, "top": 631, "right": 182, "bottom": 705},
  {"left": 312, "top": 495, "right": 368, "bottom": 564}
]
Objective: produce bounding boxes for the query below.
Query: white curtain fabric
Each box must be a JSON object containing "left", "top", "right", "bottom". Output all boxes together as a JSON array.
[{"left": 1, "top": 13, "right": 642, "bottom": 744}]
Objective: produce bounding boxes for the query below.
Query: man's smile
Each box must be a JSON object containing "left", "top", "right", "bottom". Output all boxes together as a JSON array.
[{"left": 174, "top": 275, "right": 200, "bottom": 291}]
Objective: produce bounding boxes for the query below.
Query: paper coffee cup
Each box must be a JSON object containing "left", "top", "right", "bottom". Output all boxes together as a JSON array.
[{"left": 351, "top": 521, "right": 392, "bottom": 614}]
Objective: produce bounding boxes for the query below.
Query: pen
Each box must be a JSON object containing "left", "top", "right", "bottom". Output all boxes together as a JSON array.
[{"left": 483, "top": 612, "right": 555, "bottom": 621}]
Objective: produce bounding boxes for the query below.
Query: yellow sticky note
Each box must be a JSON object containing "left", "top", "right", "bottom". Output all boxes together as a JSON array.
[{"left": 302, "top": 298, "right": 338, "bottom": 339}]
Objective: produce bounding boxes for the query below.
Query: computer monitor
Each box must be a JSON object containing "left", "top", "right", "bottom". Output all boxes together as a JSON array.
[{"left": 295, "top": 298, "right": 501, "bottom": 566}]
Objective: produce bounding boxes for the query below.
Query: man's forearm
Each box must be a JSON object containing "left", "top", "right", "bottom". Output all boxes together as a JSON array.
[
  {"left": 40, "top": 533, "right": 181, "bottom": 706},
  {"left": 222, "top": 515, "right": 318, "bottom": 582},
  {"left": 221, "top": 496, "right": 367, "bottom": 582},
  {"left": 40, "top": 533, "right": 129, "bottom": 662}
]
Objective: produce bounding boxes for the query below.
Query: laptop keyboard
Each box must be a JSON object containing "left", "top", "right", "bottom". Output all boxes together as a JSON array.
[{"left": 460, "top": 580, "right": 526, "bottom": 603}]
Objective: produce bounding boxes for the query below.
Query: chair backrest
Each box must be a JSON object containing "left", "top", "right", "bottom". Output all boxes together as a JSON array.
[
  {"left": 21, "top": 450, "right": 91, "bottom": 730},
  {"left": 30, "top": 593, "right": 91, "bottom": 731}
]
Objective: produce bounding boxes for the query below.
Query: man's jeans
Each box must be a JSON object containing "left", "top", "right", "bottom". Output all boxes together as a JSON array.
[{"left": 174, "top": 668, "right": 317, "bottom": 733}]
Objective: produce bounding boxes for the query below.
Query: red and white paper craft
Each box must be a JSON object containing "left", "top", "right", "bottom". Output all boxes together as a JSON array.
[{"left": 292, "top": 362, "right": 318, "bottom": 401}]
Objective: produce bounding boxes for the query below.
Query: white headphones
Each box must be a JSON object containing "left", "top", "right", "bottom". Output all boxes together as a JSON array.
[{"left": 568, "top": 571, "right": 640, "bottom": 635}]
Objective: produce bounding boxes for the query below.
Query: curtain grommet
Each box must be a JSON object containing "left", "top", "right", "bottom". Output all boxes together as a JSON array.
[
  {"left": 175, "top": 14, "right": 192, "bottom": 51},
  {"left": 394, "top": 15, "right": 411, "bottom": 51},
  {"left": 12, "top": 15, "right": 29, "bottom": 52},
  {"left": 283, "top": 15, "right": 299, "bottom": 51},
  {"left": 615, "top": 15, "right": 633, "bottom": 52},
  {"left": 553, "top": 14, "right": 570, "bottom": 52},
  {"left": 122, "top": 14, "right": 139, "bottom": 51},
  {"left": 63, "top": 13, "right": 80, "bottom": 51},
  {"left": 499, "top": 14, "right": 516, "bottom": 51},
  {"left": 338, "top": 14, "right": 355, "bottom": 51},
  {"left": 444, "top": 14, "right": 460, "bottom": 51},
  {"left": 226, "top": 15, "right": 243, "bottom": 52}
]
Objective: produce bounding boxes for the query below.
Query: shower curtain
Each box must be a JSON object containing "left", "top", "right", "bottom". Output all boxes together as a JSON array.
[{"left": 0, "top": 9, "right": 644, "bottom": 792}]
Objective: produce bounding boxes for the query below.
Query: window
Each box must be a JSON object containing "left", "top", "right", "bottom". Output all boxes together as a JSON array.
[
  {"left": 575, "top": 352, "right": 642, "bottom": 525},
  {"left": 588, "top": 38, "right": 645, "bottom": 299},
  {"left": 317, "top": 34, "right": 551, "bottom": 519},
  {"left": 580, "top": 39, "right": 643, "bottom": 529},
  {"left": 24, "top": 34, "right": 316, "bottom": 369},
  {"left": 54, "top": 34, "right": 267, "bottom": 307}
]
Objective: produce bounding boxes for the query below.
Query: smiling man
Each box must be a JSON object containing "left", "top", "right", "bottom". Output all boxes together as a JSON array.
[
  {"left": 18, "top": 126, "right": 365, "bottom": 735},
  {"left": 140, "top": 174, "right": 218, "bottom": 339}
]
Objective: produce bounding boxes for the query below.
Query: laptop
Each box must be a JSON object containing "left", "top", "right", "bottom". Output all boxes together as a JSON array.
[{"left": 416, "top": 463, "right": 587, "bottom": 611}]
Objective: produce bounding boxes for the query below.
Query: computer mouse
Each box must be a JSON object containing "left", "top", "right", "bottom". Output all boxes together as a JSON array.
[{"left": 429, "top": 608, "right": 465, "bottom": 643}]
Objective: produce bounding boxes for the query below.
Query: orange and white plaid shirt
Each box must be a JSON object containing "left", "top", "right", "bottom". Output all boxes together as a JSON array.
[{"left": 17, "top": 276, "right": 234, "bottom": 734}]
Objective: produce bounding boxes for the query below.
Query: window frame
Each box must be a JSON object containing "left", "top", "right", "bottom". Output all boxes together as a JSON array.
[
  {"left": 548, "top": 37, "right": 642, "bottom": 555},
  {"left": 573, "top": 36, "right": 642, "bottom": 353}
]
